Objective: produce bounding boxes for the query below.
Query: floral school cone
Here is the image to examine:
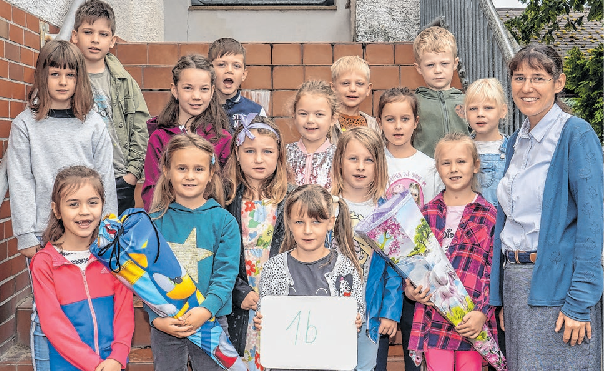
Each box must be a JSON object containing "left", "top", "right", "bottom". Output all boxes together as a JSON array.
[
  {"left": 354, "top": 192, "right": 506, "bottom": 370},
  {"left": 90, "top": 209, "right": 247, "bottom": 371}
]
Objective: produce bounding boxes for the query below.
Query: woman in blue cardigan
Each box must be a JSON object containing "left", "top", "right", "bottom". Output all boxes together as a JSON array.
[{"left": 489, "top": 44, "right": 602, "bottom": 370}]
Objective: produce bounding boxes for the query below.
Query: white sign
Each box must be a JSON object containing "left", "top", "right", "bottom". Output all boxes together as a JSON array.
[{"left": 259, "top": 296, "right": 358, "bottom": 370}]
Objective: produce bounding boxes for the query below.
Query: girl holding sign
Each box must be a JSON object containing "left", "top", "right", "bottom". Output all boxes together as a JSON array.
[{"left": 254, "top": 184, "right": 364, "bottom": 333}]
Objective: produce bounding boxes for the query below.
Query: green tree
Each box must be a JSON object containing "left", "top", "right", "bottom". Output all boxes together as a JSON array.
[{"left": 504, "top": 0, "right": 604, "bottom": 144}]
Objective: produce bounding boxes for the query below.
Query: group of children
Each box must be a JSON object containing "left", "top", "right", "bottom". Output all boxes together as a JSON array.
[{"left": 7, "top": 1, "right": 533, "bottom": 370}]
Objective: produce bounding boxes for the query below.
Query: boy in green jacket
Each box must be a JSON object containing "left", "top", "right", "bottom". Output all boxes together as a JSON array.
[
  {"left": 412, "top": 26, "right": 469, "bottom": 158},
  {"left": 71, "top": 0, "right": 150, "bottom": 214}
]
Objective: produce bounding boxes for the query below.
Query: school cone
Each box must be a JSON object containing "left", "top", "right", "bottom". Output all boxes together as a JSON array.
[
  {"left": 354, "top": 193, "right": 506, "bottom": 370},
  {"left": 90, "top": 209, "right": 247, "bottom": 371}
]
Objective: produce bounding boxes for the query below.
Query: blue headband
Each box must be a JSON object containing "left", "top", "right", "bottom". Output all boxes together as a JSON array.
[{"left": 235, "top": 113, "right": 278, "bottom": 146}]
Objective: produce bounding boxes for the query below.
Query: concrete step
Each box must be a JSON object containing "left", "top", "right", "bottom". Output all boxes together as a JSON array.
[{"left": 16, "top": 296, "right": 151, "bottom": 348}]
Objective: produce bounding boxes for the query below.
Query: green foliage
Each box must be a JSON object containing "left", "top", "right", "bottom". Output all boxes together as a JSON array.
[
  {"left": 505, "top": 0, "right": 603, "bottom": 44},
  {"left": 564, "top": 44, "right": 604, "bottom": 144},
  {"left": 409, "top": 218, "right": 431, "bottom": 257}
]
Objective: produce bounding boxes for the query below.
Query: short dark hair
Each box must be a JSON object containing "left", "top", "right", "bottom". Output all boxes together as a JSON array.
[
  {"left": 74, "top": 0, "right": 116, "bottom": 34},
  {"left": 208, "top": 38, "right": 246, "bottom": 65}
]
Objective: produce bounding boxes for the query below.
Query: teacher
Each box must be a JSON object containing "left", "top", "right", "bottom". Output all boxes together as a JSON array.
[{"left": 489, "top": 44, "right": 603, "bottom": 370}]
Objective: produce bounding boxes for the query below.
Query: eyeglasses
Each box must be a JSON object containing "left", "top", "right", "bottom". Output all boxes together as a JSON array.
[{"left": 512, "top": 76, "right": 554, "bottom": 85}]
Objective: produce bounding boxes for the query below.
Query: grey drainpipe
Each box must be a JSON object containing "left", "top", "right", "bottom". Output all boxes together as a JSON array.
[{"left": 41, "top": 0, "right": 87, "bottom": 43}]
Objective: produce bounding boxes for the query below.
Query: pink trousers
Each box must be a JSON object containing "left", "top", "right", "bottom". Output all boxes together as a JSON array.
[{"left": 425, "top": 349, "right": 482, "bottom": 371}]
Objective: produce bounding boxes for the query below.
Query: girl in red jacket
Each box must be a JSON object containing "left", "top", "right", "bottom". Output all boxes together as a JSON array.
[{"left": 31, "top": 166, "right": 134, "bottom": 371}]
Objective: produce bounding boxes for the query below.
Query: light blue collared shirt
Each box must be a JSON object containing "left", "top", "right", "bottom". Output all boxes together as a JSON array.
[{"left": 497, "top": 104, "right": 571, "bottom": 252}]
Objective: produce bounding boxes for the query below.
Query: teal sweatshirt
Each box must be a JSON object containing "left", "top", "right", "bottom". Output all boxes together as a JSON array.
[{"left": 147, "top": 200, "right": 240, "bottom": 322}]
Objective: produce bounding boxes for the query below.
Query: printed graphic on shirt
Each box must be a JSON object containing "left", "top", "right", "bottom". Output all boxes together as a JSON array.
[
  {"left": 232, "top": 113, "right": 245, "bottom": 129},
  {"left": 442, "top": 227, "right": 455, "bottom": 250},
  {"left": 351, "top": 210, "right": 373, "bottom": 279},
  {"left": 335, "top": 274, "right": 354, "bottom": 297},
  {"left": 91, "top": 85, "right": 125, "bottom": 173},
  {"left": 386, "top": 173, "right": 426, "bottom": 209},
  {"left": 455, "top": 104, "right": 465, "bottom": 119}
]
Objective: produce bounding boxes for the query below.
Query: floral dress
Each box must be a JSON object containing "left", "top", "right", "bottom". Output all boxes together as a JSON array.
[{"left": 241, "top": 199, "right": 277, "bottom": 371}]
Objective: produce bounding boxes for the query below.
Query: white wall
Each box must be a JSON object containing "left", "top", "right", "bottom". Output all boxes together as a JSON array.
[{"left": 8, "top": 0, "right": 164, "bottom": 42}]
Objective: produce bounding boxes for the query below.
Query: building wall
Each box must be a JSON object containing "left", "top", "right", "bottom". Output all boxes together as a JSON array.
[
  {"left": 5, "top": 0, "right": 164, "bottom": 42},
  {"left": 355, "top": 0, "right": 420, "bottom": 42},
  {"left": 0, "top": 0, "right": 43, "bottom": 354}
]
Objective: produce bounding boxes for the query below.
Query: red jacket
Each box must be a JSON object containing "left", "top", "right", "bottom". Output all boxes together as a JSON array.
[{"left": 31, "top": 243, "right": 134, "bottom": 370}]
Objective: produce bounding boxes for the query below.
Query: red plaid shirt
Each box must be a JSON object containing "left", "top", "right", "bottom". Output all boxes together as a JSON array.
[{"left": 408, "top": 191, "right": 499, "bottom": 351}]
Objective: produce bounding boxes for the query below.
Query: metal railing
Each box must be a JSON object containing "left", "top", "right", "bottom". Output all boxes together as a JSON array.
[{"left": 421, "top": 0, "right": 525, "bottom": 134}]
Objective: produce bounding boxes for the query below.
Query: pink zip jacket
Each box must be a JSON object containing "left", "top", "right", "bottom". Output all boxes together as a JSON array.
[{"left": 31, "top": 243, "right": 134, "bottom": 370}]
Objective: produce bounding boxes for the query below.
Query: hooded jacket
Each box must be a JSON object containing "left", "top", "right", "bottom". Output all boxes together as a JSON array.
[{"left": 413, "top": 87, "right": 469, "bottom": 158}]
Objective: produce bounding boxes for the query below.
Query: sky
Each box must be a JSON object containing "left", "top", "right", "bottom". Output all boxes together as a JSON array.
[{"left": 492, "top": 0, "right": 527, "bottom": 7}]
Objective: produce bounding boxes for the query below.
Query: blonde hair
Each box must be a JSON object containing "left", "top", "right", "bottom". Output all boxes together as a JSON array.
[
  {"left": 292, "top": 80, "right": 340, "bottom": 118},
  {"left": 151, "top": 134, "right": 224, "bottom": 217},
  {"left": 413, "top": 26, "right": 458, "bottom": 63},
  {"left": 331, "top": 56, "right": 371, "bottom": 82},
  {"left": 464, "top": 78, "right": 507, "bottom": 108},
  {"left": 331, "top": 127, "right": 388, "bottom": 201},
  {"left": 434, "top": 132, "right": 480, "bottom": 192},
  {"left": 280, "top": 184, "right": 361, "bottom": 277},
  {"left": 223, "top": 116, "right": 288, "bottom": 205}
]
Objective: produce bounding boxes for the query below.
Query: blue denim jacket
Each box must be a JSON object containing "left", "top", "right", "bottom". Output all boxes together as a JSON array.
[{"left": 476, "top": 136, "right": 508, "bottom": 207}]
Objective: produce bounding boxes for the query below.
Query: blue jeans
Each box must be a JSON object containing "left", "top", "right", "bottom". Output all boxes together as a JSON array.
[
  {"left": 477, "top": 137, "right": 508, "bottom": 207},
  {"left": 28, "top": 254, "right": 50, "bottom": 371},
  {"left": 356, "top": 319, "right": 379, "bottom": 371}
]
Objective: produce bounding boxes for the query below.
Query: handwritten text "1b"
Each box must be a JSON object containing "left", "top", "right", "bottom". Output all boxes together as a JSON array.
[{"left": 286, "top": 310, "right": 318, "bottom": 345}]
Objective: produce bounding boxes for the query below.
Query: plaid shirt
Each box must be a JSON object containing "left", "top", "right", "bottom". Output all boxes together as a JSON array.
[{"left": 408, "top": 191, "right": 498, "bottom": 351}]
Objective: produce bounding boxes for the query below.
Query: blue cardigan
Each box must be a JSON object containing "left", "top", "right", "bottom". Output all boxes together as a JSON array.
[{"left": 489, "top": 116, "right": 603, "bottom": 322}]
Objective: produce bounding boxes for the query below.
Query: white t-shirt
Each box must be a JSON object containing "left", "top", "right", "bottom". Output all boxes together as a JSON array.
[
  {"left": 475, "top": 139, "right": 504, "bottom": 155},
  {"left": 441, "top": 194, "right": 478, "bottom": 251},
  {"left": 385, "top": 148, "right": 444, "bottom": 209},
  {"left": 343, "top": 197, "right": 376, "bottom": 283}
]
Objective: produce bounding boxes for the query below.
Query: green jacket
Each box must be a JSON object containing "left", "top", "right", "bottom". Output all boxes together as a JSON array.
[
  {"left": 106, "top": 53, "right": 150, "bottom": 179},
  {"left": 413, "top": 87, "right": 469, "bottom": 158}
]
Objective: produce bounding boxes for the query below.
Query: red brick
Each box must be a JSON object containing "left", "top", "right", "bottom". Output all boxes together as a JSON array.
[
  {"left": 0, "top": 100, "right": 8, "bottom": 119},
  {"left": 116, "top": 43, "right": 147, "bottom": 65},
  {"left": 0, "top": 260, "right": 8, "bottom": 282},
  {"left": 273, "top": 117, "right": 299, "bottom": 143},
  {"left": 304, "top": 66, "right": 332, "bottom": 83},
  {"left": 23, "top": 29, "right": 38, "bottom": 50},
  {"left": 399, "top": 66, "right": 426, "bottom": 89},
  {"left": 25, "top": 12, "right": 38, "bottom": 33},
  {"left": 372, "top": 90, "right": 385, "bottom": 117},
  {"left": 15, "top": 269, "right": 28, "bottom": 292},
  {"left": 142, "top": 66, "right": 172, "bottom": 90},
  {"left": 23, "top": 66, "right": 34, "bottom": 84},
  {"left": 148, "top": 43, "right": 179, "bottom": 65},
  {"left": 124, "top": 66, "right": 142, "bottom": 85},
  {"left": 21, "top": 47, "right": 34, "bottom": 67},
  {"left": 5, "top": 42, "right": 19, "bottom": 62},
  {"left": 7, "top": 237, "right": 17, "bottom": 257},
  {"left": 271, "top": 44, "right": 301, "bottom": 65},
  {"left": 48, "top": 24, "right": 60, "bottom": 34},
  {"left": 365, "top": 44, "right": 394, "bottom": 65},
  {"left": 0, "top": 119, "right": 9, "bottom": 140},
  {"left": 395, "top": 43, "right": 416, "bottom": 65},
  {"left": 9, "top": 24, "right": 23, "bottom": 45},
  {"left": 360, "top": 93, "right": 373, "bottom": 116},
  {"left": 142, "top": 90, "right": 171, "bottom": 118},
  {"left": 0, "top": 79, "right": 9, "bottom": 99},
  {"left": 241, "top": 65, "right": 271, "bottom": 90},
  {"left": 9, "top": 101, "right": 25, "bottom": 118},
  {"left": 0, "top": 39, "right": 4, "bottom": 58},
  {"left": 4, "top": 220, "right": 11, "bottom": 239},
  {"left": 8, "top": 62, "right": 23, "bottom": 81},
  {"left": 11, "top": 254, "right": 25, "bottom": 275},
  {"left": 303, "top": 44, "right": 332, "bottom": 65},
  {"left": 0, "top": 0, "right": 11, "bottom": 21},
  {"left": 11, "top": 6, "right": 25, "bottom": 27},
  {"left": 178, "top": 43, "right": 207, "bottom": 58},
  {"left": 0, "top": 18, "right": 9, "bottom": 39},
  {"left": 451, "top": 72, "right": 462, "bottom": 90},
  {"left": 0, "top": 278, "right": 13, "bottom": 303},
  {"left": 370, "top": 65, "right": 399, "bottom": 89},
  {"left": 244, "top": 43, "right": 271, "bottom": 65},
  {"left": 271, "top": 90, "right": 295, "bottom": 117},
  {"left": 0, "top": 315, "right": 15, "bottom": 345},
  {"left": 0, "top": 59, "right": 7, "bottom": 80},
  {"left": 11, "top": 82, "right": 26, "bottom": 101},
  {"left": 333, "top": 44, "right": 363, "bottom": 61},
  {"left": 272, "top": 66, "right": 304, "bottom": 90}
]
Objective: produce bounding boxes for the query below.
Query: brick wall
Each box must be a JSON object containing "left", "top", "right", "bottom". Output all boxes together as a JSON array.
[
  {"left": 0, "top": 1, "right": 59, "bottom": 355},
  {"left": 114, "top": 42, "right": 463, "bottom": 143}
]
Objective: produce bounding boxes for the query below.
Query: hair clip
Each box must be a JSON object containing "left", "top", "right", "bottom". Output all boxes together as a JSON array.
[
  {"left": 211, "top": 153, "right": 216, "bottom": 165},
  {"left": 331, "top": 195, "right": 340, "bottom": 218}
]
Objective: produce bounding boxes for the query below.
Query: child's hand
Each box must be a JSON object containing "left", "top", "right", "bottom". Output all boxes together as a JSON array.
[
  {"left": 182, "top": 307, "right": 212, "bottom": 331},
  {"left": 379, "top": 318, "right": 398, "bottom": 337},
  {"left": 95, "top": 358, "right": 122, "bottom": 371},
  {"left": 455, "top": 310, "right": 486, "bottom": 339},
  {"left": 153, "top": 317, "right": 196, "bottom": 338},
  {"left": 404, "top": 280, "right": 433, "bottom": 306},
  {"left": 241, "top": 291, "right": 260, "bottom": 310},
  {"left": 253, "top": 312, "right": 263, "bottom": 331},
  {"left": 498, "top": 307, "right": 505, "bottom": 331},
  {"left": 355, "top": 313, "right": 362, "bottom": 331}
]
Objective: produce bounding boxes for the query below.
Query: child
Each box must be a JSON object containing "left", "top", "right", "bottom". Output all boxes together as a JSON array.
[
  {"left": 331, "top": 127, "right": 403, "bottom": 371},
  {"left": 142, "top": 54, "right": 232, "bottom": 211},
  {"left": 71, "top": 0, "right": 150, "bottom": 215},
  {"left": 286, "top": 80, "right": 338, "bottom": 190},
  {"left": 253, "top": 184, "right": 364, "bottom": 351},
  {"left": 464, "top": 78, "right": 508, "bottom": 207},
  {"left": 146, "top": 133, "right": 240, "bottom": 370},
  {"left": 223, "top": 116, "right": 293, "bottom": 370},
  {"left": 405, "top": 133, "right": 497, "bottom": 371},
  {"left": 208, "top": 38, "right": 266, "bottom": 132},
  {"left": 31, "top": 166, "right": 134, "bottom": 370},
  {"left": 330, "top": 56, "right": 380, "bottom": 139},
  {"left": 412, "top": 26, "right": 469, "bottom": 158},
  {"left": 376, "top": 87, "right": 442, "bottom": 371},
  {"left": 7, "top": 39, "right": 117, "bottom": 371}
]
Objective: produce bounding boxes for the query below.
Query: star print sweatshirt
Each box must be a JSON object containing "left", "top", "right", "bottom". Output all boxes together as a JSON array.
[{"left": 146, "top": 200, "right": 240, "bottom": 324}]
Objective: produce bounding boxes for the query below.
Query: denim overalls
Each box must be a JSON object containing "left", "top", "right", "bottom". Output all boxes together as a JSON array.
[{"left": 476, "top": 136, "right": 508, "bottom": 207}]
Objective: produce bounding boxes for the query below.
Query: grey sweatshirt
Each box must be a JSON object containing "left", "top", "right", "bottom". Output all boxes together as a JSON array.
[{"left": 7, "top": 108, "right": 118, "bottom": 250}]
